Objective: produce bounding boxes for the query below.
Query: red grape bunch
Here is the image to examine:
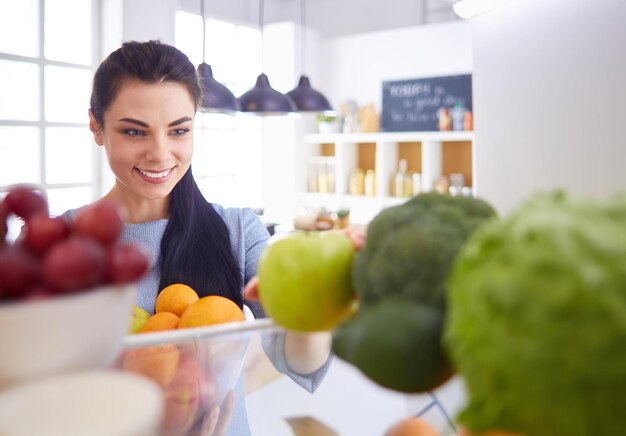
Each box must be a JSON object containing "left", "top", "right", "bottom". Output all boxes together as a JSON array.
[{"left": 0, "top": 185, "right": 148, "bottom": 301}]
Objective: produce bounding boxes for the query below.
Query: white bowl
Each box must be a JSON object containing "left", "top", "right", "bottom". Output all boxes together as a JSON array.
[
  {"left": 0, "top": 284, "right": 136, "bottom": 390},
  {"left": 0, "top": 370, "right": 163, "bottom": 436}
]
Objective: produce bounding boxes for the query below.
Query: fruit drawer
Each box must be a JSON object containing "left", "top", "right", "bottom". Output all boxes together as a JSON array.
[{"left": 112, "top": 319, "right": 460, "bottom": 436}]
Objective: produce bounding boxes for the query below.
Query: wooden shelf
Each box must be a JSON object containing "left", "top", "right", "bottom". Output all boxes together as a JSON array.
[
  {"left": 304, "top": 131, "right": 475, "bottom": 144},
  {"left": 296, "top": 131, "right": 475, "bottom": 223}
]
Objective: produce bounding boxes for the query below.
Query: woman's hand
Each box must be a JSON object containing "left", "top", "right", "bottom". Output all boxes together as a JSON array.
[
  {"left": 246, "top": 275, "right": 332, "bottom": 374},
  {"left": 244, "top": 226, "right": 366, "bottom": 303},
  {"left": 243, "top": 276, "right": 260, "bottom": 302},
  {"left": 244, "top": 227, "right": 366, "bottom": 374},
  {"left": 342, "top": 226, "right": 366, "bottom": 251},
  {"left": 199, "top": 391, "right": 235, "bottom": 436}
]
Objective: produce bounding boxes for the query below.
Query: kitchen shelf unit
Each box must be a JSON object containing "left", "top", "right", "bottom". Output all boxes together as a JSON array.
[{"left": 298, "top": 131, "right": 475, "bottom": 223}]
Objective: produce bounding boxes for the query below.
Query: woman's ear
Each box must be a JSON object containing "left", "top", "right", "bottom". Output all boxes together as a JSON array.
[{"left": 88, "top": 109, "right": 104, "bottom": 145}]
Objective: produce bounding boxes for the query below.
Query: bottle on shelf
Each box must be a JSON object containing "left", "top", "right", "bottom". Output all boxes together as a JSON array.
[
  {"left": 434, "top": 175, "right": 450, "bottom": 194},
  {"left": 348, "top": 168, "right": 365, "bottom": 195},
  {"left": 315, "top": 157, "right": 335, "bottom": 194},
  {"left": 392, "top": 159, "right": 413, "bottom": 198},
  {"left": 437, "top": 107, "right": 451, "bottom": 131},
  {"left": 411, "top": 172, "right": 422, "bottom": 196},
  {"left": 464, "top": 110, "right": 473, "bottom": 131},
  {"left": 326, "top": 157, "right": 336, "bottom": 193},
  {"left": 448, "top": 173, "right": 465, "bottom": 196},
  {"left": 364, "top": 169, "right": 376, "bottom": 196},
  {"left": 307, "top": 157, "right": 319, "bottom": 192},
  {"left": 451, "top": 102, "right": 466, "bottom": 131}
]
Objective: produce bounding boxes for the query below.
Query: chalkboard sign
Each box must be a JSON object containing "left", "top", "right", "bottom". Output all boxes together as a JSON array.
[{"left": 381, "top": 74, "right": 472, "bottom": 132}]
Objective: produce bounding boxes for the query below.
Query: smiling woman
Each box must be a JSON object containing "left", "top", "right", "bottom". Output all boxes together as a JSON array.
[
  {"left": 85, "top": 40, "right": 243, "bottom": 308},
  {"left": 62, "top": 40, "right": 332, "bottom": 436}
]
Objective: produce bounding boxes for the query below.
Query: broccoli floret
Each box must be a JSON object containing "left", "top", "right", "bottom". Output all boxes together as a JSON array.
[
  {"left": 408, "top": 191, "right": 496, "bottom": 222},
  {"left": 353, "top": 193, "right": 497, "bottom": 308},
  {"left": 358, "top": 212, "right": 466, "bottom": 307}
]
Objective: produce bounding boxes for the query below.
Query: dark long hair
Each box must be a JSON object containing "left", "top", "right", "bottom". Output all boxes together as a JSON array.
[{"left": 90, "top": 40, "right": 242, "bottom": 307}]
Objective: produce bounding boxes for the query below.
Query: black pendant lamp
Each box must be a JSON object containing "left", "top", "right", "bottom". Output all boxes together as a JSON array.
[
  {"left": 239, "top": 73, "right": 297, "bottom": 114},
  {"left": 197, "top": 0, "right": 240, "bottom": 113},
  {"left": 287, "top": 0, "right": 333, "bottom": 113},
  {"left": 239, "top": 0, "right": 297, "bottom": 115},
  {"left": 288, "top": 75, "right": 333, "bottom": 112}
]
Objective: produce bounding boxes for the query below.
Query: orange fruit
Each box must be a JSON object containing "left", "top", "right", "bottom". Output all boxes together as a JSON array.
[
  {"left": 122, "top": 344, "right": 181, "bottom": 387},
  {"left": 140, "top": 311, "right": 180, "bottom": 333},
  {"left": 385, "top": 417, "right": 438, "bottom": 436},
  {"left": 156, "top": 283, "right": 199, "bottom": 317},
  {"left": 178, "top": 296, "right": 245, "bottom": 329}
]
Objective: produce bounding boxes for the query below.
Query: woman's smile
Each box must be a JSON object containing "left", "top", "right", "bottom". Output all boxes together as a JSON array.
[{"left": 135, "top": 167, "right": 175, "bottom": 184}]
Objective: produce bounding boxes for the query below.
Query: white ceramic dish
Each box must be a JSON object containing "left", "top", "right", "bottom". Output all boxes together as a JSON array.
[
  {"left": 0, "top": 370, "right": 163, "bottom": 436},
  {"left": 0, "top": 284, "right": 136, "bottom": 390}
]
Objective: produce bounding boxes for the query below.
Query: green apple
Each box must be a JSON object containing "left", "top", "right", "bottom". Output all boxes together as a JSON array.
[
  {"left": 128, "top": 305, "right": 150, "bottom": 334},
  {"left": 257, "top": 231, "right": 357, "bottom": 332}
]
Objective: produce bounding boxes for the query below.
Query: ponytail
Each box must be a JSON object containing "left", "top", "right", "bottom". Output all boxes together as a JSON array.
[{"left": 158, "top": 168, "right": 242, "bottom": 307}]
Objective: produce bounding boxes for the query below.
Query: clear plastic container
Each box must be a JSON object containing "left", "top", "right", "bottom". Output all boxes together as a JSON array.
[{"left": 111, "top": 320, "right": 461, "bottom": 436}]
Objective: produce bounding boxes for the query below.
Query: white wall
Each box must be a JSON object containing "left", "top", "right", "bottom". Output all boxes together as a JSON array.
[
  {"left": 471, "top": 0, "right": 626, "bottom": 214},
  {"left": 318, "top": 21, "right": 472, "bottom": 112},
  {"left": 176, "top": 0, "right": 459, "bottom": 39},
  {"left": 123, "top": 0, "right": 177, "bottom": 44}
]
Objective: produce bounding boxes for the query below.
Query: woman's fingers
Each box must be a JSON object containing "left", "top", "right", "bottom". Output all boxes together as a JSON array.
[
  {"left": 243, "top": 276, "right": 260, "bottom": 302},
  {"left": 212, "top": 391, "right": 236, "bottom": 435},
  {"left": 200, "top": 407, "right": 220, "bottom": 435},
  {"left": 199, "top": 391, "right": 235, "bottom": 436},
  {"left": 342, "top": 226, "right": 366, "bottom": 251}
]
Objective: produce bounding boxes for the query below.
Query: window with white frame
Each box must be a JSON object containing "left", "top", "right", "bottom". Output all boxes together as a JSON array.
[
  {"left": 0, "top": 0, "right": 99, "bottom": 240},
  {"left": 175, "top": 11, "right": 264, "bottom": 210}
]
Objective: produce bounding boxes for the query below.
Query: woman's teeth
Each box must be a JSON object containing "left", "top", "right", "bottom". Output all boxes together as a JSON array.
[{"left": 138, "top": 168, "right": 171, "bottom": 179}]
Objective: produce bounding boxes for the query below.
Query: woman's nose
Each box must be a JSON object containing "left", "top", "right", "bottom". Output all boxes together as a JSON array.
[{"left": 144, "top": 135, "right": 170, "bottom": 161}]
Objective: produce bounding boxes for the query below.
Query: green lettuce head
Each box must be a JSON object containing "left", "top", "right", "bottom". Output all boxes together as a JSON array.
[{"left": 444, "top": 191, "right": 626, "bottom": 436}]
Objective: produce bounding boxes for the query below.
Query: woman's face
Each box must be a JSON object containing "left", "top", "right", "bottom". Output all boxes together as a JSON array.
[{"left": 90, "top": 79, "right": 196, "bottom": 203}]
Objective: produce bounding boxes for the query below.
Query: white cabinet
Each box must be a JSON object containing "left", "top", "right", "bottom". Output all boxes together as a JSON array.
[{"left": 296, "top": 131, "right": 475, "bottom": 224}]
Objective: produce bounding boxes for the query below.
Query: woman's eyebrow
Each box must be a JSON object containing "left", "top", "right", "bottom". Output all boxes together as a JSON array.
[
  {"left": 118, "top": 117, "right": 149, "bottom": 127},
  {"left": 168, "top": 116, "right": 193, "bottom": 127},
  {"left": 116, "top": 116, "right": 192, "bottom": 127}
]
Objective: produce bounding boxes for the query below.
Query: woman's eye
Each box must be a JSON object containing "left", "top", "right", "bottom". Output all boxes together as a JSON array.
[
  {"left": 123, "top": 129, "right": 145, "bottom": 137},
  {"left": 170, "top": 128, "right": 190, "bottom": 136}
]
